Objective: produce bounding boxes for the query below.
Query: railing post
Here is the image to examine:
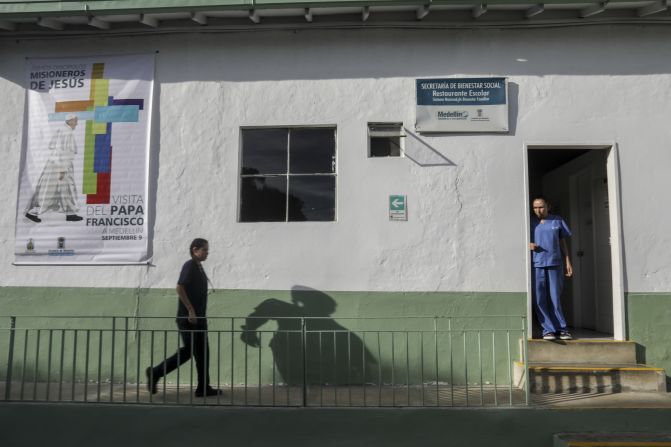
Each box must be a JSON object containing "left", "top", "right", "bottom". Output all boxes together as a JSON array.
[
  {"left": 301, "top": 317, "right": 307, "bottom": 407},
  {"left": 434, "top": 317, "right": 439, "bottom": 406},
  {"left": 522, "top": 317, "right": 530, "bottom": 406},
  {"left": 4, "top": 316, "right": 16, "bottom": 400},
  {"left": 110, "top": 317, "right": 116, "bottom": 402},
  {"left": 123, "top": 317, "right": 128, "bottom": 402},
  {"left": 230, "top": 318, "right": 234, "bottom": 405}
]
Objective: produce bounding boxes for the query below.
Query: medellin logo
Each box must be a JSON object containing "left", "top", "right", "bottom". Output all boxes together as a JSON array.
[
  {"left": 437, "top": 110, "right": 469, "bottom": 120},
  {"left": 26, "top": 238, "right": 35, "bottom": 253},
  {"left": 57, "top": 237, "right": 65, "bottom": 249},
  {"left": 477, "top": 109, "right": 483, "bottom": 118}
]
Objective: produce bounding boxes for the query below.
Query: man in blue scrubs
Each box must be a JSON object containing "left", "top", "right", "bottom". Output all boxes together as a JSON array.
[{"left": 530, "top": 198, "right": 574, "bottom": 340}]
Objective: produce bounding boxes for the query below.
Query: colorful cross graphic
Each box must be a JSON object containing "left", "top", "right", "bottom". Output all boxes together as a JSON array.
[{"left": 49, "top": 63, "right": 144, "bottom": 204}]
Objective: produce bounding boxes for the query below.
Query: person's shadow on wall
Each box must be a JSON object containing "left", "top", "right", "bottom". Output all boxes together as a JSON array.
[{"left": 240, "top": 285, "right": 377, "bottom": 386}]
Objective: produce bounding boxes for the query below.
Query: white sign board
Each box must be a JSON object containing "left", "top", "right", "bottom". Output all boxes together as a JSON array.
[{"left": 416, "top": 77, "right": 508, "bottom": 133}]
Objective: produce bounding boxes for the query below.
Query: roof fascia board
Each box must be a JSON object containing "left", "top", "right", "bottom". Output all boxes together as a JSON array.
[{"left": 0, "top": 0, "right": 656, "bottom": 18}]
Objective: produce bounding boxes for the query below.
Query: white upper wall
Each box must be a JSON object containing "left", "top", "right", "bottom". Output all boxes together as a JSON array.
[{"left": 1, "top": 26, "right": 670, "bottom": 292}]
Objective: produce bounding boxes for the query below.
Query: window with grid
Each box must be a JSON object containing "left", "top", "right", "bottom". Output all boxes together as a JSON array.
[{"left": 239, "top": 127, "right": 337, "bottom": 222}]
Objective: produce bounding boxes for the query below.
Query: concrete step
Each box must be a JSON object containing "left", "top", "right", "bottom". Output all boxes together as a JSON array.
[
  {"left": 513, "top": 362, "right": 667, "bottom": 393},
  {"left": 555, "top": 433, "right": 671, "bottom": 446},
  {"left": 523, "top": 339, "right": 637, "bottom": 364}
]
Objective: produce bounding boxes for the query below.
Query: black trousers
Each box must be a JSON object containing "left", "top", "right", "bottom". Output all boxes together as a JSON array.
[{"left": 151, "top": 319, "right": 210, "bottom": 390}]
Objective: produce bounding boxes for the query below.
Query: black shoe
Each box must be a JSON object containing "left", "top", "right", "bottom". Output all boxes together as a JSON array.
[
  {"left": 559, "top": 330, "right": 573, "bottom": 340},
  {"left": 195, "top": 387, "right": 222, "bottom": 397},
  {"left": 66, "top": 215, "right": 83, "bottom": 222},
  {"left": 145, "top": 367, "right": 158, "bottom": 394},
  {"left": 25, "top": 213, "right": 41, "bottom": 223}
]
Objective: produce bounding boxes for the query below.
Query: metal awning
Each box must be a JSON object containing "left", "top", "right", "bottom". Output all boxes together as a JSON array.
[{"left": 1, "top": 0, "right": 670, "bottom": 35}]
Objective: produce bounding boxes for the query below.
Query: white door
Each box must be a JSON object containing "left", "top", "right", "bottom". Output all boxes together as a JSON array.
[
  {"left": 572, "top": 167, "right": 597, "bottom": 330},
  {"left": 591, "top": 163, "right": 613, "bottom": 334}
]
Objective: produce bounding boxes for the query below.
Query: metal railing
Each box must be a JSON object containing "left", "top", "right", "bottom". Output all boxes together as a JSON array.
[{"left": 0, "top": 315, "right": 529, "bottom": 407}]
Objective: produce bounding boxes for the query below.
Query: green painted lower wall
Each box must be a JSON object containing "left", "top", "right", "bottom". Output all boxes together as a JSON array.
[
  {"left": 627, "top": 293, "right": 671, "bottom": 381},
  {"left": 0, "top": 287, "right": 526, "bottom": 386},
  {"left": 2, "top": 288, "right": 671, "bottom": 387},
  {"left": 0, "top": 287, "right": 525, "bottom": 320},
  {"left": 2, "top": 404, "right": 671, "bottom": 447}
]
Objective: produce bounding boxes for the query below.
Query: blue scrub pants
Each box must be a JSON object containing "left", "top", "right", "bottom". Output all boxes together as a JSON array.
[{"left": 533, "top": 266, "right": 567, "bottom": 335}]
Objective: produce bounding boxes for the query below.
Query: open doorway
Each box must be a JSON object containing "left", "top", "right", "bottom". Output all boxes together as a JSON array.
[{"left": 526, "top": 145, "right": 624, "bottom": 340}]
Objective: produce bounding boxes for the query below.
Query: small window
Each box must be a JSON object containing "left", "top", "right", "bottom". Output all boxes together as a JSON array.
[
  {"left": 368, "top": 123, "right": 404, "bottom": 157},
  {"left": 239, "top": 127, "right": 336, "bottom": 222}
]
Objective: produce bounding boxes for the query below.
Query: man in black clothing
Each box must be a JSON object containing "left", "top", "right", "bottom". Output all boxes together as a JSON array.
[{"left": 146, "top": 238, "right": 221, "bottom": 397}]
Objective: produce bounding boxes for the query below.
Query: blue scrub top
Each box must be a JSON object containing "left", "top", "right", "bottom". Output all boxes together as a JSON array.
[{"left": 531, "top": 214, "right": 572, "bottom": 267}]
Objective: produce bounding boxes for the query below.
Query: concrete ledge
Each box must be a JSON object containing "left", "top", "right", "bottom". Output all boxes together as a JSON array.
[
  {"left": 517, "top": 363, "right": 667, "bottom": 393},
  {"left": 524, "top": 340, "right": 638, "bottom": 364},
  {"left": 514, "top": 361, "right": 667, "bottom": 393}
]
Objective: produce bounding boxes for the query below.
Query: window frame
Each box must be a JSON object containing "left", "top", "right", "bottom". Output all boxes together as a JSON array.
[
  {"left": 237, "top": 125, "right": 338, "bottom": 223},
  {"left": 367, "top": 122, "right": 405, "bottom": 158}
]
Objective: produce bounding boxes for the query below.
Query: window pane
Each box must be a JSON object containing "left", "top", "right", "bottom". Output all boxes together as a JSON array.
[
  {"left": 288, "top": 176, "right": 335, "bottom": 221},
  {"left": 240, "top": 176, "right": 287, "bottom": 222},
  {"left": 241, "top": 129, "right": 288, "bottom": 175},
  {"left": 289, "top": 128, "right": 335, "bottom": 174},
  {"left": 370, "top": 137, "right": 401, "bottom": 157}
]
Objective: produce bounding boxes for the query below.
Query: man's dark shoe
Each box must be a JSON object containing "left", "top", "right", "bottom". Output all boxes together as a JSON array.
[
  {"left": 66, "top": 215, "right": 83, "bottom": 222},
  {"left": 145, "top": 367, "right": 158, "bottom": 394},
  {"left": 25, "top": 213, "right": 41, "bottom": 223},
  {"left": 559, "top": 330, "right": 573, "bottom": 340},
  {"left": 195, "top": 387, "right": 222, "bottom": 397}
]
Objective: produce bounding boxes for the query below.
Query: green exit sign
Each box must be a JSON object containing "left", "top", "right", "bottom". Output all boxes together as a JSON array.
[{"left": 389, "top": 195, "right": 407, "bottom": 221}]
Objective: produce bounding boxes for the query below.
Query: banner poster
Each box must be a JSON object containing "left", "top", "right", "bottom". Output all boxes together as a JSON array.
[
  {"left": 415, "top": 77, "right": 508, "bottom": 132},
  {"left": 15, "top": 54, "right": 154, "bottom": 264}
]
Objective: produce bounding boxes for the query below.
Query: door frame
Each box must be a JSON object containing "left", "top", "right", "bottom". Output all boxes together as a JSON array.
[{"left": 522, "top": 143, "right": 626, "bottom": 340}]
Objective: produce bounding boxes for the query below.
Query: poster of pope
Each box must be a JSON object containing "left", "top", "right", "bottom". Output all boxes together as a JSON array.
[
  {"left": 25, "top": 113, "right": 83, "bottom": 223},
  {"left": 15, "top": 54, "right": 154, "bottom": 264}
]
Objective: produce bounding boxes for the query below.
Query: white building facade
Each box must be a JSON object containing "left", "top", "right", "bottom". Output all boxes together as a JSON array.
[{"left": 1, "top": 20, "right": 670, "bottom": 375}]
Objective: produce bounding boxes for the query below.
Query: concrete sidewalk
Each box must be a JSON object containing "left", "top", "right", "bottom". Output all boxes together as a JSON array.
[{"left": 3, "top": 380, "right": 671, "bottom": 408}]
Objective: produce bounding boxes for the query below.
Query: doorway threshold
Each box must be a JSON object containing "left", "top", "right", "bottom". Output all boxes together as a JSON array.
[
  {"left": 530, "top": 327, "right": 613, "bottom": 340},
  {"left": 571, "top": 328, "right": 613, "bottom": 340}
]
